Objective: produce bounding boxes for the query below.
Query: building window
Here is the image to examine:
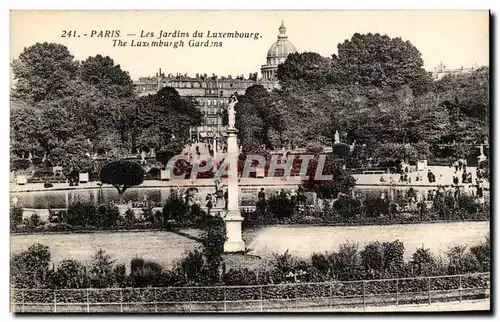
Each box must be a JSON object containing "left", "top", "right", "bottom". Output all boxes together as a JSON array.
[{"left": 207, "top": 101, "right": 211, "bottom": 106}]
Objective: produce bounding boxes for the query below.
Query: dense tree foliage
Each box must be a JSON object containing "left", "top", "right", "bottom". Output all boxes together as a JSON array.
[
  {"left": 238, "top": 33, "right": 488, "bottom": 166},
  {"left": 277, "top": 52, "right": 334, "bottom": 88},
  {"left": 11, "top": 42, "right": 201, "bottom": 173},
  {"left": 12, "top": 42, "right": 79, "bottom": 103},
  {"left": 135, "top": 86, "right": 202, "bottom": 149},
  {"left": 333, "top": 33, "right": 433, "bottom": 95}
]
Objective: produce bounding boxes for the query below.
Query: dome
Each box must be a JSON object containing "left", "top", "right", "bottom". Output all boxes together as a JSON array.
[
  {"left": 261, "top": 21, "right": 297, "bottom": 81},
  {"left": 266, "top": 21, "right": 297, "bottom": 61}
]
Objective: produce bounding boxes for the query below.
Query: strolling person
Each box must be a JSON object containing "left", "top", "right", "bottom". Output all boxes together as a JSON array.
[
  {"left": 206, "top": 193, "right": 213, "bottom": 215},
  {"left": 224, "top": 189, "right": 228, "bottom": 210},
  {"left": 462, "top": 170, "right": 467, "bottom": 184},
  {"left": 257, "top": 188, "right": 266, "bottom": 214},
  {"left": 290, "top": 189, "right": 297, "bottom": 204}
]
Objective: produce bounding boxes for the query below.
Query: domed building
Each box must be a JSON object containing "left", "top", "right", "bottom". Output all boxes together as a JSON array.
[{"left": 261, "top": 22, "right": 297, "bottom": 81}]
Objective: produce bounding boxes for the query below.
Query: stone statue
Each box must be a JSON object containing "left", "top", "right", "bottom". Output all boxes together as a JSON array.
[
  {"left": 478, "top": 144, "right": 487, "bottom": 163},
  {"left": 334, "top": 130, "right": 340, "bottom": 144},
  {"left": 228, "top": 92, "right": 238, "bottom": 129}
]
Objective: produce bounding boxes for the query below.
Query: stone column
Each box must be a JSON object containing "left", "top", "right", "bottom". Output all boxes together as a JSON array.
[
  {"left": 223, "top": 128, "right": 245, "bottom": 252},
  {"left": 212, "top": 137, "right": 218, "bottom": 173}
]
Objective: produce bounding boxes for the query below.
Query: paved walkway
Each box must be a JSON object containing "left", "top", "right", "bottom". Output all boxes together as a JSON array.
[
  {"left": 295, "top": 299, "right": 490, "bottom": 312},
  {"left": 10, "top": 166, "right": 487, "bottom": 194}
]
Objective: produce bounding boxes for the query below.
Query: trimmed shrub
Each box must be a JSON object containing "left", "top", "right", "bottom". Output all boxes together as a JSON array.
[
  {"left": 10, "top": 206, "right": 23, "bottom": 227},
  {"left": 66, "top": 201, "right": 96, "bottom": 226}
]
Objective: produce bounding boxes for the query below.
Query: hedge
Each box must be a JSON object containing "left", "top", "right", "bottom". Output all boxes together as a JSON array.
[{"left": 14, "top": 273, "right": 488, "bottom": 305}]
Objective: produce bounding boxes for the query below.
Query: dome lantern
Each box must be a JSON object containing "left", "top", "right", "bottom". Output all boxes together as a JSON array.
[{"left": 278, "top": 21, "right": 287, "bottom": 39}]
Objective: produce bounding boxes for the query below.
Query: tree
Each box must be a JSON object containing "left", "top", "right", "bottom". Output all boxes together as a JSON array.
[
  {"left": 10, "top": 243, "right": 51, "bottom": 288},
  {"left": 79, "top": 55, "right": 134, "bottom": 97},
  {"left": 235, "top": 85, "right": 278, "bottom": 151},
  {"left": 382, "top": 240, "right": 405, "bottom": 274},
  {"left": 410, "top": 247, "right": 436, "bottom": 276},
  {"left": 100, "top": 160, "right": 145, "bottom": 203},
  {"left": 331, "top": 242, "right": 361, "bottom": 280},
  {"left": 446, "top": 245, "right": 480, "bottom": 275},
  {"left": 10, "top": 100, "right": 42, "bottom": 159},
  {"left": 89, "top": 249, "right": 116, "bottom": 288},
  {"left": 200, "top": 217, "right": 227, "bottom": 284},
  {"left": 360, "top": 242, "right": 384, "bottom": 277},
  {"left": 469, "top": 236, "right": 490, "bottom": 272},
  {"left": 12, "top": 42, "right": 79, "bottom": 103},
  {"left": 162, "top": 193, "right": 190, "bottom": 224},
  {"left": 135, "top": 87, "right": 202, "bottom": 150},
  {"left": 10, "top": 158, "right": 31, "bottom": 172},
  {"left": 277, "top": 52, "right": 333, "bottom": 88},
  {"left": 52, "top": 259, "right": 89, "bottom": 289},
  {"left": 333, "top": 33, "right": 433, "bottom": 95}
]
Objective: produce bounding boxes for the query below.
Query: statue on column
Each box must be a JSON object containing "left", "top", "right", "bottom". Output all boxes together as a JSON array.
[{"left": 228, "top": 92, "right": 238, "bottom": 129}]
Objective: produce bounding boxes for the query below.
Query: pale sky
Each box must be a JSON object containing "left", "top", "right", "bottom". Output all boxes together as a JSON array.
[{"left": 10, "top": 10, "right": 489, "bottom": 80}]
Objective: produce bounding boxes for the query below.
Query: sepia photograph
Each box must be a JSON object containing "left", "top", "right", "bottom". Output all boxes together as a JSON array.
[{"left": 8, "top": 10, "right": 490, "bottom": 313}]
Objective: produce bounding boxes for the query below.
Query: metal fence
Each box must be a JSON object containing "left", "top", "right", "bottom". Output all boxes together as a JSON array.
[{"left": 11, "top": 273, "right": 489, "bottom": 313}]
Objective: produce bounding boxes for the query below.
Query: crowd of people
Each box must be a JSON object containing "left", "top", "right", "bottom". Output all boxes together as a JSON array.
[{"left": 377, "top": 158, "right": 480, "bottom": 188}]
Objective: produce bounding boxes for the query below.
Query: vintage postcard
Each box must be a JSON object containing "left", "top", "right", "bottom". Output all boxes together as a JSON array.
[{"left": 9, "top": 10, "right": 490, "bottom": 313}]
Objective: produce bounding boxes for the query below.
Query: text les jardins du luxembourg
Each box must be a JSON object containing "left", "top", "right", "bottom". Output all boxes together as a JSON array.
[{"left": 112, "top": 29, "right": 261, "bottom": 48}]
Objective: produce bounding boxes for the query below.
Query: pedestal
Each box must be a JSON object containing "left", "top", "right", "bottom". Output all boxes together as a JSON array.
[
  {"left": 224, "top": 210, "right": 245, "bottom": 252},
  {"left": 223, "top": 128, "right": 245, "bottom": 253}
]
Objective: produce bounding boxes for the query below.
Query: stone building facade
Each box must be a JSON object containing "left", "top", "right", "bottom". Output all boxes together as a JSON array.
[
  {"left": 134, "top": 22, "right": 297, "bottom": 140},
  {"left": 431, "top": 62, "right": 479, "bottom": 81}
]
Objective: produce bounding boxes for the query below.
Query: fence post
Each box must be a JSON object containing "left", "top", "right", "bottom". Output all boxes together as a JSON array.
[
  {"left": 154, "top": 287, "right": 158, "bottom": 313},
  {"left": 21, "top": 289, "right": 25, "bottom": 313},
  {"left": 189, "top": 289, "right": 192, "bottom": 313},
  {"left": 53, "top": 289, "right": 57, "bottom": 313},
  {"left": 427, "top": 277, "right": 431, "bottom": 305},
  {"left": 120, "top": 289, "right": 123, "bottom": 313},
  {"left": 363, "top": 281, "right": 366, "bottom": 310},
  {"left": 295, "top": 284, "right": 298, "bottom": 310},
  {"left": 329, "top": 283, "right": 332, "bottom": 308},
  {"left": 459, "top": 275, "right": 463, "bottom": 302},
  {"left": 396, "top": 279, "right": 399, "bottom": 307},
  {"left": 223, "top": 287, "right": 227, "bottom": 312},
  {"left": 260, "top": 285, "right": 263, "bottom": 312},
  {"left": 86, "top": 289, "right": 90, "bottom": 313}
]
